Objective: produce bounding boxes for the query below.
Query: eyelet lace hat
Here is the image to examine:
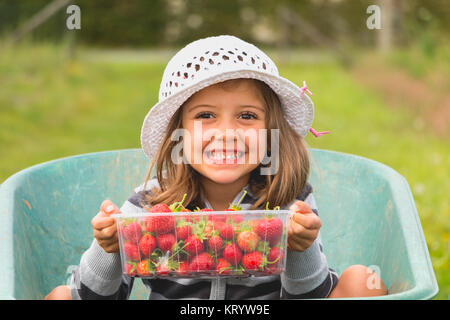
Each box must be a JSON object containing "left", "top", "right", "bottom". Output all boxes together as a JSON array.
[{"left": 141, "top": 35, "right": 315, "bottom": 160}]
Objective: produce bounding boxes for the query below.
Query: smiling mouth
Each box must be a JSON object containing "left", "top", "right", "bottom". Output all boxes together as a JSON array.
[{"left": 203, "top": 150, "right": 246, "bottom": 163}]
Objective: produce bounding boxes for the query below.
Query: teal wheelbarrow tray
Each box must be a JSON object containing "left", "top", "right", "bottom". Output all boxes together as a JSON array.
[{"left": 0, "top": 149, "right": 438, "bottom": 299}]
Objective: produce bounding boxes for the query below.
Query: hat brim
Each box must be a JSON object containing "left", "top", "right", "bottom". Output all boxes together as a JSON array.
[{"left": 141, "top": 69, "right": 314, "bottom": 160}]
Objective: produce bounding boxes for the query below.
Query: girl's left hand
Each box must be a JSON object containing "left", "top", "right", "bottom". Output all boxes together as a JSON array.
[{"left": 287, "top": 200, "right": 322, "bottom": 252}]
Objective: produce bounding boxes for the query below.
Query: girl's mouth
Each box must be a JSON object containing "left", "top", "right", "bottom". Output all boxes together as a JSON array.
[{"left": 203, "top": 149, "right": 246, "bottom": 165}]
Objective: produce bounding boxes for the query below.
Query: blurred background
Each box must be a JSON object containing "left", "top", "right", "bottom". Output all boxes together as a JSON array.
[{"left": 0, "top": 0, "right": 448, "bottom": 299}]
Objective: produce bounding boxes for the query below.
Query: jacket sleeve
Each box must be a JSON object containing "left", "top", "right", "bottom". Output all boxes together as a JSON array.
[{"left": 280, "top": 185, "right": 339, "bottom": 299}]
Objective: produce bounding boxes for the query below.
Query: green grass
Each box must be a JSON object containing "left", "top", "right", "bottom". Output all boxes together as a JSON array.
[{"left": 0, "top": 42, "right": 448, "bottom": 299}]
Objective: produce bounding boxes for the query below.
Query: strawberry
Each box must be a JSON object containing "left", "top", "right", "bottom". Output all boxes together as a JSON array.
[
  {"left": 237, "top": 230, "right": 259, "bottom": 252},
  {"left": 208, "top": 235, "right": 223, "bottom": 253},
  {"left": 203, "top": 221, "right": 216, "bottom": 239},
  {"left": 188, "top": 252, "right": 215, "bottom": 272},
  {"left": 241, "top": 251, "right": 264, "bottom": 272},
  {"left": 156, "top": 263, "right": 170, "bottom": 276},
  {"left": 145, "top": 195, "right": 189, "bottom": 234},
  {"left": 256, "top": 217, "right": 283, "bottom": 245},
  {"left": 157, "top": 233, "right": 176, "bottom": 253},
  {"left": 222, "top": 243, "right": 242, "bottom": 266},
  {"left": 184, "top": 234, "right": 204, "bottom": 256},
  {"left": 227, "top": 214, "right": 244, "bottom": 224},
  {"left": 123, "top": 241, "right": 140, "bottom": 261},
  {"left": 267, "top": 246, "right": 284, "bottom": 263},
  {"left": 264, "top": 263, "right": 283, "bottom": 275},
  {"left": 216, "top": 222, "right": 234, "bottom": 240},
  {"left": 147, "top": 203, "right": 172, "bottom": 213},
  {"left": 215, "top": 258, "right": 232, "bottom": 275},
  {"left": 175, "top": 261, "right": 189, "bottom": 276},
  {"left": 145, "top": 215, "right": 175, "bottom": 235},
  {"left": 136, "top": 260, "right": 152, "bottom": 276},
  {"left": 125, "top": 262, "right": 136, "bottom": 276},
  {"left": 122, "top": 221, "right": 142, "bottom": 243},
  {"left": 248, "top": 219, "right": 260, "bottom": 231},
  {"left": 175, "top": 224, "right": 192, "bottom": 240},
  {"left": 138, "top": 233, "right": 156, "bottom": 257}
]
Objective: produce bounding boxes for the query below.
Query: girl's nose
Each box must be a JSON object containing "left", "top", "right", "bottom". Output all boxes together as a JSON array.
[{"left": 207, "top": 118, "right": 240, "bottom": 146}]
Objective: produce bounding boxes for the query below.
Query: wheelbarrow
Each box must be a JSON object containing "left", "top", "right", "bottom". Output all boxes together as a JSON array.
[{"left": 0, "top": 149, "right": 438, "bottom": 299}]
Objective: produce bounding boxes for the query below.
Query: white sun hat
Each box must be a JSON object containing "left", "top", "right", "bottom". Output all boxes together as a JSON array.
[{"left": 140, "top": 35, "right": 314, "bottom": 160}]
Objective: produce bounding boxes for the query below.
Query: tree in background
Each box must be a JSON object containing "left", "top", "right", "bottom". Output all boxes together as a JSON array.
[{"left": 0, "top": 0, "right": 448, "bottom": 49}]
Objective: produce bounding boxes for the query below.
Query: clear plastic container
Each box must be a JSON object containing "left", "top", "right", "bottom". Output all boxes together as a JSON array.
[{"left": 112, "top": 210, "right": 291, "bottom": 279}]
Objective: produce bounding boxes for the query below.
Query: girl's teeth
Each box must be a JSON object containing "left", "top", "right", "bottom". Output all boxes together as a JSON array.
[{"left": 206, "top": 151, "right": 243, "bottom": 161}]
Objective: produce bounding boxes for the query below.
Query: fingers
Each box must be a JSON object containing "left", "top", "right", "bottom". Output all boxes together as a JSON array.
[
  {"left": 93, "top": 223, "right": 117, "bottom": 241},
  {"left": 92, "top": 214, "right": 115, "bottom": 230},
  {"left": 287, "top": 223, "right": 316, "bottom": 252},
  {"left": 100, "top": 199, "right": 120, "bottom": 215},
  {"left": 289, "top": 200, "right": 312, "bottom": 214},
  {"left": 97, "top": 239, "right": 119, "bottom": 253},
  {"left": 291, "top": 212, "right": 322, "bottom": 230},
  {"left": 288, "top": 219, "right": 318, "bottom": 242},
  {"left": 287, "top": 209, "right": 322, "bottom": 252},
  {"left": 92, "top": 199, "right": 120, "bottom": 253}
]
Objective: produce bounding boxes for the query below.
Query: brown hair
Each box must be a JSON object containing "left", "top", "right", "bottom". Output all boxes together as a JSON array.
[{"left": 142, "top": 78, "right": 310, "bottom": 210}]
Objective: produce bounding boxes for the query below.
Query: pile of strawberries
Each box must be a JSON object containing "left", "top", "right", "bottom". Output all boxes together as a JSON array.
[{"left": 117, "top": 192, "right": 287, "bottom": 278}]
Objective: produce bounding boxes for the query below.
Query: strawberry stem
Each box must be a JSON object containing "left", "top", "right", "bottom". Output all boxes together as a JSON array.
[{"left": 231, "top": 190, "right": 247, "bottom": 210}]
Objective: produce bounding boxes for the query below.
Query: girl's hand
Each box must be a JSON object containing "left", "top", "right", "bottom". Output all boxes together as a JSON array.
[
  {"left": 91, "top": 200, "right": 121, "bottom": 253},
  {"left": 287, "top": 200, "right": 322, "bottom": 252}
]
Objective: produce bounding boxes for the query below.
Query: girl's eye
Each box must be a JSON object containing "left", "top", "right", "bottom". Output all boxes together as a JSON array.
[
  {"left": 195, "top": 112, "right": 214, "bottom": 119},
  {"left": 240, "top": 112, "right": 257, "bottom": 120}
]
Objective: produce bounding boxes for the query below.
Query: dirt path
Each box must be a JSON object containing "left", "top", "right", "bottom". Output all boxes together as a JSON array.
[{"left": 351, "top": 55, "right": 450, "bottom": 138}]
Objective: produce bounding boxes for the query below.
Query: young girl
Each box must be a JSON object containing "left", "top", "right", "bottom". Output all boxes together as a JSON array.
[{"left": 46, "top": 35, "right": 386, "bottom": 300}]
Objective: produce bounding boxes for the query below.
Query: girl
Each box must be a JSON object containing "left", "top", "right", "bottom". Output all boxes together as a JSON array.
[{"left": 46, "top": 35, "right": 386, "bottom": 300}]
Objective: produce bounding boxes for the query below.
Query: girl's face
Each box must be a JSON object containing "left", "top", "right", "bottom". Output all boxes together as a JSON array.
[{"left": 181, "top": 79, "right": 267, "bottom": 185}]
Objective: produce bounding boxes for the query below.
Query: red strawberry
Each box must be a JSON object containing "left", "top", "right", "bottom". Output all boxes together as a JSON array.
[
  {"left": 175, "top": 224, "right": 192, "bottom": 240},
  {"left": 203, "top": 221, "right": 216, "bottom": 239},
  {"left": 157, "top": 233, "right": 176, "bottom": 253},
  {"left": 226, "top": 214, "right": 244, "bottom": 224},
  {"left": 237, "top": 230, "right": 259, "bottom": 252},
  {"left": 248, "top": 219, "right": 260, "bottom": 231},
  {"left": 264, "top": 263, "right": 283, "bottom": 275},
  {"left": 122, "top": 221, "right": 142, "bottom": 243},
  {"left": 125, "top": 263, "right": 136, "bottom": 276},
  {"left": 145, "top": 215, "right": 176, "bottom": 234},
  {"left": 184, "top": 234, "right": 204, "bottom": 256},
  {"left": 188, "top": 252, "right": 215, "bottom": 272},
  {"left": 208, "top": 235, "right": 223, "bottom": 253},
  {"left": 175, "top": 261, "right": 189, "bottom": 276},
  {"left": 256, "top": 217, "right": 283, "bottom": 245},
  {"left": 147, "top": 203, "right": 172, "bottom": 213},
  {"left": 124, "top": 241, "right": 140, "bottom": 261},
  {"left": 222, "top": 243, "right": 242, "bottom": 266},
  {"left": 156, "top": 263, "right": 170, "bottom": 276},
  {"left": 267, "top": 246, "right": 284, "bottom": 263},
  {"left": 136, "top": 260, "right": 152, "bottom": 276},
  {"left": 144, "top": 203, "right": 176, "bottom": 234},
  {"left": 139, "top": 233, "right": 156, "bottom": 257},
  {"left": 241, "top": 251, "right": 264, "bottom": 272},
  {"left": 215, "top": 258, "right": 232, "bottom": 275},
  {"left": 216, "top": 222, "right": 234, "bottom": 240}
]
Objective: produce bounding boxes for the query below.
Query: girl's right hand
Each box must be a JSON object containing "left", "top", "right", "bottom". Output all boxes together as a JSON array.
[{"left": 91, "top": 199, "right": 121, "bottom": 253}]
